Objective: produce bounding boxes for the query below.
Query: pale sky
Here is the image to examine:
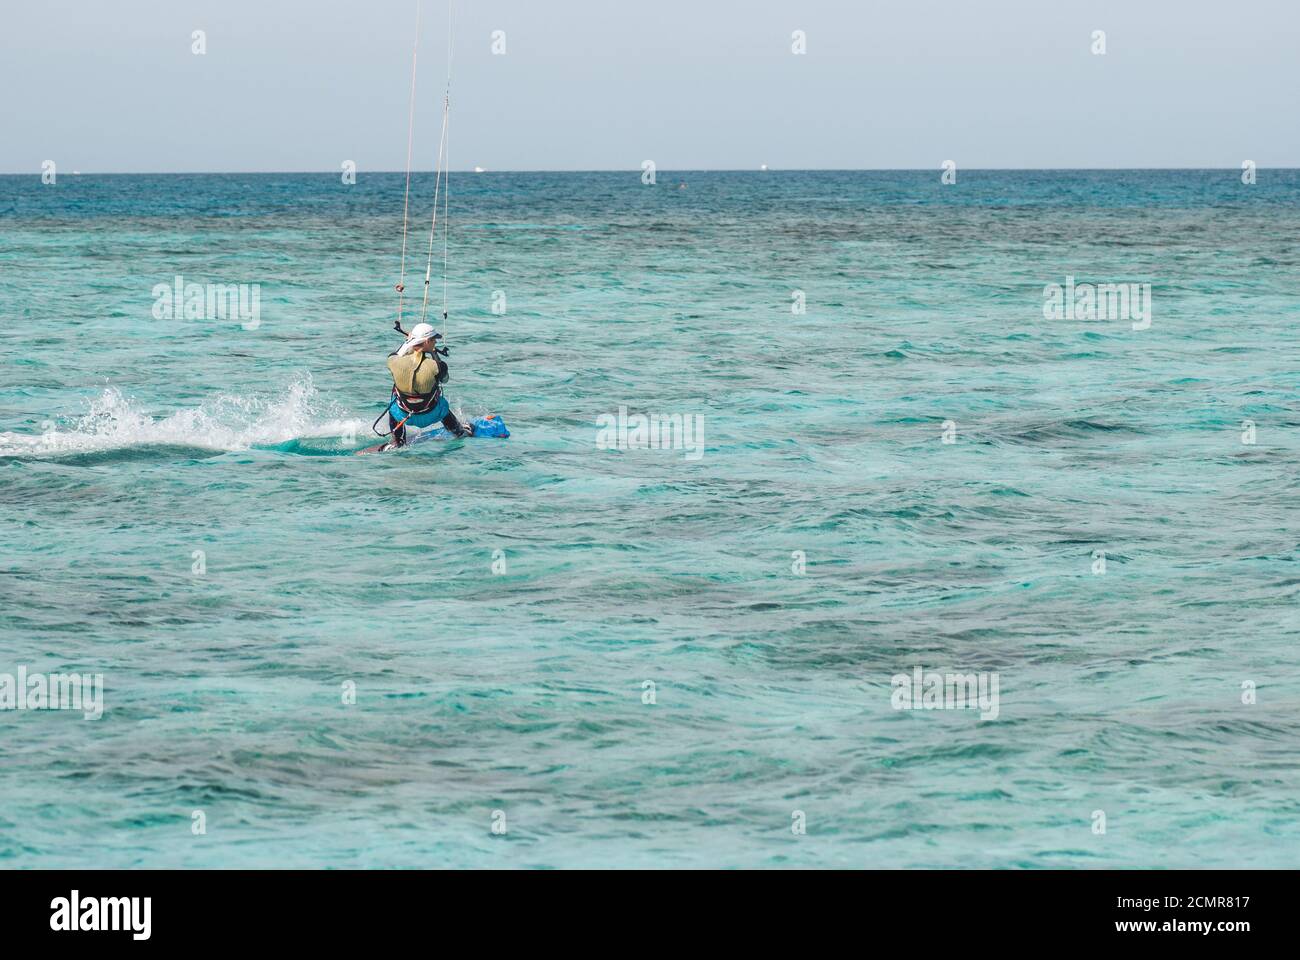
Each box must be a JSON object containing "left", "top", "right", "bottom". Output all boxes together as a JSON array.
[{"left": 1, "top": 0, "right": 1296, "bottom": 173}]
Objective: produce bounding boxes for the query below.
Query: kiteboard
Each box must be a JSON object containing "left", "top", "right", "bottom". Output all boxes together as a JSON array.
[{"left": 356, "top": 414, "right": 509, "bottom": 455}]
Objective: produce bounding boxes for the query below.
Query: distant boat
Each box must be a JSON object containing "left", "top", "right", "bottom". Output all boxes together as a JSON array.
[
  {"left": 474, "top": 166, "right": 485, "bottom": 173},
  {"left": 759, "top": 164, "right": 768, "bottom": 171}
]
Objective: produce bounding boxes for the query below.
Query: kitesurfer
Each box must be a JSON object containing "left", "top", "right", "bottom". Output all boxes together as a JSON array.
[{"left": 382, "top": 322, "right": 474, "bottom": 448}]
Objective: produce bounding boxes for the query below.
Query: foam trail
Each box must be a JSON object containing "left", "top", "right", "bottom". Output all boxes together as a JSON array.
[{"left": 0, "top": 376, "right": 367, "bottom": 457}]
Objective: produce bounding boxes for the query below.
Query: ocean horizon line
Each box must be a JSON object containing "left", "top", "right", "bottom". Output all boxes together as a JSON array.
[{"left": 3, "top": 166, "right": 1297, "bottom": 177}]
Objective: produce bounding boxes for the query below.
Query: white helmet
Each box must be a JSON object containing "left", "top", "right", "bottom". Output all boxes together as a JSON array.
[{"left": 397, "top": 322, "right": 438, "bottom": 356}]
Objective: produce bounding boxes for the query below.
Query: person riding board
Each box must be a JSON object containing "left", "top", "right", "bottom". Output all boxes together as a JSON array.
[{"left": 382, "top": 321, "right": 474, "bottom": 449}]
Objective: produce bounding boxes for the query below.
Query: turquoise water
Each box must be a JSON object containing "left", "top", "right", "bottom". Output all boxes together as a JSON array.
[{"left": 1, "top": 170, "right": 1298, "bottom": 868}]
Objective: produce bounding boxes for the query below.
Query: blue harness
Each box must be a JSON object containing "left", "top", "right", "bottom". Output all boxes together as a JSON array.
[{"left": 386, "top": 392, "right": 449, "bottom": 429}]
